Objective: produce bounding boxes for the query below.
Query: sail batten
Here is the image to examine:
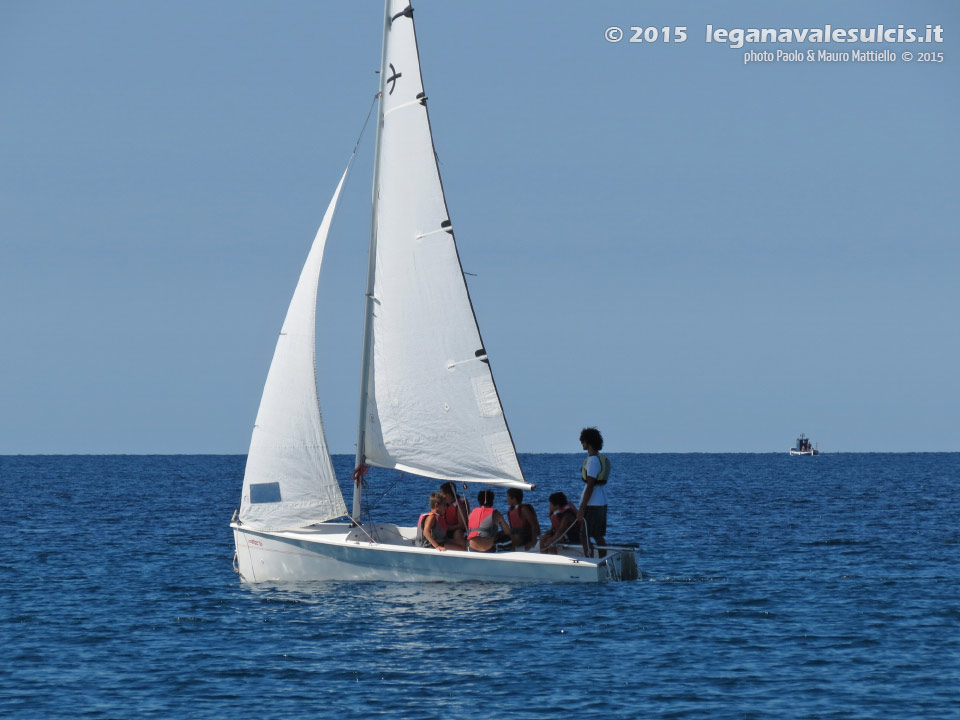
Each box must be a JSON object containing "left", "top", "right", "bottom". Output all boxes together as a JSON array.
[
  {"left": 359, "top": 0, "right": 525, "bottom": 486},
  {"left": 239, "top": 163, "right": 352, "bottom": 530}
]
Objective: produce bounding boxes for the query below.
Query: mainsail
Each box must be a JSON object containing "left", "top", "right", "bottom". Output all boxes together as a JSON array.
[
  {"left": 239, "top": 164, "right": 351, "bottom": 530},
  {"left": 357, "top": 1, "right": 527, "bottom": 488}
]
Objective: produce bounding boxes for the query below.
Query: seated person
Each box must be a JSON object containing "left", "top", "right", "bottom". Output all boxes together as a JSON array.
[
  {"left": 466, "top": 489, "right": 512, "bottom": 553},
  {"left": 539, "top": 492, "right": 581, "bottom": 554},
  {"left": 506, "top": 488, "right": 541, "bottom": 551},
  {"left": 440, "top": 481, "right": 469, "bottom": 547},
  {"left": 417, "top": 492, "right": 465, "bottom": 551}
]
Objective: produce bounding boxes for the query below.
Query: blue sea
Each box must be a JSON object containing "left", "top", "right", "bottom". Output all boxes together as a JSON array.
[{"left": 2, "top": 453, "right": 958, "bottom": 719}]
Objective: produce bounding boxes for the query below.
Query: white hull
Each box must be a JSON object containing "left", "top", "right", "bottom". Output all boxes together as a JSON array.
[
  {"left": 232, "top": 522, "right": 638, "bottom": 583},
  {"left": 789, "top": 449, "right": 818, "bottom": 456}
]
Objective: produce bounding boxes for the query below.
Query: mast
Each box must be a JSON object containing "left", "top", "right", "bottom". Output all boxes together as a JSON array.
[{"left": 352, "top": 0, "right": 391, "bottom": 520}]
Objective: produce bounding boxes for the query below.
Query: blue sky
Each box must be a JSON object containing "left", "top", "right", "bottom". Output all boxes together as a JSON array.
[{"left": 1, "top": 1, "right": 957, "bottom": 454}]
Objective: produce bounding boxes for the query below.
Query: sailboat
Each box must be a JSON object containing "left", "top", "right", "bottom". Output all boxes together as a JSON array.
[{"left": 230, "top": 1, "right": 638, "bottom": 583}]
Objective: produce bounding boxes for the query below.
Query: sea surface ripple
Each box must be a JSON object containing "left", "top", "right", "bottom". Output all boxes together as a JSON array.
[{"left": 2, "top": 453, "right": 958, "bottom": 718}]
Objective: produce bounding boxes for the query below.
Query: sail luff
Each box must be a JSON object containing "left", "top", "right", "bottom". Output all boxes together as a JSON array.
[{"left": 239, "top": 161, "right": 352, "bottom": 530}]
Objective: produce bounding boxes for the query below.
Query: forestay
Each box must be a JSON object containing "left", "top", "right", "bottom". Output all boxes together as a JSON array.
[
  {"left": 359, "top": 0, "right": 527, "bottom": 488},
  {"left": 240, "top": 164, "right": 351, "bottom": 530}
]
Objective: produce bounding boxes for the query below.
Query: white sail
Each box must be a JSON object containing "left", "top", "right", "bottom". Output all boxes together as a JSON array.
[
  {"left": 240, "top": 164, "right": 351, "bottom": 530},
  {"left": 358, "top": 0, "right": 526, "bottom": 488}
]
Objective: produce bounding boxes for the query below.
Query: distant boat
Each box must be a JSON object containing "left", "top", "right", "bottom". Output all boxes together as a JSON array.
[
  {"left": 790, "top": 434, "right": 819, "bottom": 456},
  {"left": 229, "top": 0, "right": 639, "bottom": 583}
]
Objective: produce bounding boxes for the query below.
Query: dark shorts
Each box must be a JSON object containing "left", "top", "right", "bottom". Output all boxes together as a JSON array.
[
  {"left": 583, "top": 505, "right": 607, "bottom": 539},
  {"left": 510, "top": 527, "right": 532, "bottom": 544}
]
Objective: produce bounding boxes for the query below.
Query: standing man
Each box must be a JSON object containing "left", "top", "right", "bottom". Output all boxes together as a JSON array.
[{"left": 577, "top": 427, "right": 610, "bottom": 557}]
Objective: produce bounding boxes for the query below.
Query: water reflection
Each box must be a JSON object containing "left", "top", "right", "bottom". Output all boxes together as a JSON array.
[{"left": 241, "top": 580, "right": 516, "bottom": 617}]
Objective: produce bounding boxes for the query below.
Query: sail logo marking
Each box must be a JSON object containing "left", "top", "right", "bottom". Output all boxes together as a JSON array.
[{"left": 386, "top": 63, "right": 402, "bottom": 95}]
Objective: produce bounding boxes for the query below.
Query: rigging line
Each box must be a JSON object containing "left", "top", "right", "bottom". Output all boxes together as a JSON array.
[
  {"left": 360, "top": 473, "right": 408, "bottom": 545},
  {"left": 454, "top": 482, "right": 470, "bottom": 539},
  {"left": 362, "top": 472, "right": 405, "bottom": 522},
  {"left": 345, "top": 513, "right": 378, "bottom": 544},
  {"left": 353, "top": 92, "right": 381, "bottom": 154},
  {"left": 440, "top": 482, "right": 468, "bottom": 550}
]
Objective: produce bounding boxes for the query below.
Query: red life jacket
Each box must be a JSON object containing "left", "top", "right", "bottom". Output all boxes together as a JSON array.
[
  {"left": 549, "top": 505, "right": 573, "bottom": 531},
  {"left": 467, "top": 506, "right": 496, "bottom": 540},
  {"left": 443, "top": 498, "right": 468, "bottom": 529},
  {"left": 548, "top": 504, "right": 580, "bottom": 543},
  {"left": 417, "top": 511, "right": 447, "bottom": 547},
  {"left": 417, "top": 511, "right": 447, "bottom": 533},
  {"left": 508, "top": 504, "right": 531, "bottom": 529}
]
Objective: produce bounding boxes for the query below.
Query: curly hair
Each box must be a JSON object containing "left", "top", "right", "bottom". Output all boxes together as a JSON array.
[{"left": 579, "top": 427, "right": 603, "bottom": 451}]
